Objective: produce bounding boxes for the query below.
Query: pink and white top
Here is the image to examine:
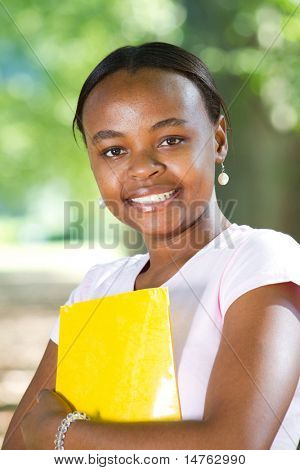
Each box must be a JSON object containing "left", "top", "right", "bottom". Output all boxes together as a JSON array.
[{"left": 49, "top": 223, "right": 300, "bottom": 449}]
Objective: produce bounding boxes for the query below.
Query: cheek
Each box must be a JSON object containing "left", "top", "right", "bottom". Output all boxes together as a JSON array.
[
  {"left": 172, "top": 158, "right": 211, "bottom": 189},
  {"left": 99, "top": 176, "right": 121, "bottom": 201},
  {"left": 191, "top": 139, "right": 216, "bottom": 178},
  {"left": 177, "top": 158, "right": 215, "bottom": 208},
  {"left": 90, "top": 159, "right": 121, "bottom": 196}
]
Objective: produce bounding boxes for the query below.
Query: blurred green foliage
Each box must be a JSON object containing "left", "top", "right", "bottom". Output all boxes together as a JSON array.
[{"left": 0, "top": 0, "right": 299, "bottom": 245}]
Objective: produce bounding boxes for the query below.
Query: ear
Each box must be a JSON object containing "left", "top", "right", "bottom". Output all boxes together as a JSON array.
[{"left": 214, "top": 115, "right": 228, "bottom": 164}]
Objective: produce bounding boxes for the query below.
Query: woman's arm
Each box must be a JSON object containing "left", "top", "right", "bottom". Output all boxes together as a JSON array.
[
  {"left": 64, "top": 417, "right": 212, "bottom": 450},
  {"left": 1, "top": 340, "right": 57, "bottom": 449},
  {"left": 63, "top": 281, "right": 300, "bottom": 450}
]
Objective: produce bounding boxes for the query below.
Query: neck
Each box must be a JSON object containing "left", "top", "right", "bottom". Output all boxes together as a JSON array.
[{"left": 141, "top": 191, "right": 232, "bottom": 270}]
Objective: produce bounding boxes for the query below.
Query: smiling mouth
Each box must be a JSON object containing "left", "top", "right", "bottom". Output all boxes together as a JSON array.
[{"left": 125, "top": 188, "right": 182, "bottom": 211}]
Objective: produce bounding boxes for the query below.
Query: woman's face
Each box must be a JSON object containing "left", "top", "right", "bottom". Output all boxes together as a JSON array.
[{"left": 82, "top": 67, "right": 227, "bottom": 239}]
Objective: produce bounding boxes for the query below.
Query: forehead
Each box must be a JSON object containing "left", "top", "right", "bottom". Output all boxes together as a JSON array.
[{"left": 82, "top": 67, "right": 208, "bottom": 132}]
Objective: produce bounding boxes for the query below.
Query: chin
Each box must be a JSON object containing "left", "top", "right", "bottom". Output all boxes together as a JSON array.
[
  {"left": 118, "top": 203, "right": 187, "bottom": 238},
  {"left": 136, "top": 218, "right": 186, "bottom": 240}
]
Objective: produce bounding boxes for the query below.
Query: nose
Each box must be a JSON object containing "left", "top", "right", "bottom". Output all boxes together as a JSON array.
[{"left": 127, "top": 150, "right": 166, "bottom": 180}]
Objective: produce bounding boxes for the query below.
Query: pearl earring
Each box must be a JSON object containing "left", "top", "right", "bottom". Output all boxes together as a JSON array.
[
  {"left": 98, "top": 196, "right": 106, "bottom": 208},
  {"left": 218, "top": 161, "right": 229, "bottom": 185}
]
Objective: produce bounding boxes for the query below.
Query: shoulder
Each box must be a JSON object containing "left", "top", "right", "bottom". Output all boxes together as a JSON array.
[
  {"left": 219, "top": 226, "right": 300, "bottom": 318},
  {"left": 81, "top": 254, "right": 134, "bottom": 283},
  {"left": 223, "top": 225, "right": 300, "bottom": 274},
  {"left": 231, "top": 225, "right": 299, "bottom": 256},
  {"left": 68, "top": 253, "right": 142, "bottom": 301}
]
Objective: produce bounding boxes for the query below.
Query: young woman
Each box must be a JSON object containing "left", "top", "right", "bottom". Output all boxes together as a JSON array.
[{"left": 2, "top": 42, "right": 300, "bottom": 450}]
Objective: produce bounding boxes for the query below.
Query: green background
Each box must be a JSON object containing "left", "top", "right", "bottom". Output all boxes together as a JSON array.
[{"left": 1, "top": 0, "right": 300, "bottom": 247}]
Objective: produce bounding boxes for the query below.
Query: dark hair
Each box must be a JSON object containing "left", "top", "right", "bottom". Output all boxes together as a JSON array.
[{"left": 72, "top": 41, "right": 232, "bottom": 145}]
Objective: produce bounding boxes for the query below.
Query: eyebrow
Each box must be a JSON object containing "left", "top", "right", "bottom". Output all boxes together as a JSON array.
[{"left": 91, "top": 117, "right": 188, "bottom": 144}]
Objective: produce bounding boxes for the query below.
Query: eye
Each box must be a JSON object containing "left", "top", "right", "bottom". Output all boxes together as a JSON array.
[
  {"left": 160, "top": 137, "right": 185, "bottom": 147},
  {"left": 100, "top": 147, "right": 127, "bottom": 158}
]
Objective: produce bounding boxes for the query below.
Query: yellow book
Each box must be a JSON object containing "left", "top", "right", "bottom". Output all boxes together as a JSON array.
[{"left": 55, "top": 286, "right": 182, "bottom": 422}]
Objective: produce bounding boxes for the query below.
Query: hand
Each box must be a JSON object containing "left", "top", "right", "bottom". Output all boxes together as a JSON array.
[{"left": 20, "top": 389, "right": 74, "bottom": 449}]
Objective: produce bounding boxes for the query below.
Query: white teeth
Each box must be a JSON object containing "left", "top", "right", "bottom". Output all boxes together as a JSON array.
[{"left": 130, "top": 189, "right": 177, "bottom": 203}]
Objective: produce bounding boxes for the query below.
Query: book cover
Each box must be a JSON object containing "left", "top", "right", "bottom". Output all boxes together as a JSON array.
[{"left": 55, "top": 286, "right": 182, "bottom": 422}]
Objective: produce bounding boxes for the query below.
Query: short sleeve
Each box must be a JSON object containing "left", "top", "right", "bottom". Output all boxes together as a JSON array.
[
  {"left": 49, "top": 287, "right": 78, "bottom": 344},
  {"left": 219, "top": 229, "right": 300, "bottom": 318},
  {"left": 49, "top": 263, "right": 100, "bottom": 344}
]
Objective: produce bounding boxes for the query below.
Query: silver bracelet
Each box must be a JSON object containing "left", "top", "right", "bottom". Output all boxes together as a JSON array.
[{"left": 54, "top": 411, "right": 90, "bottom": 450}]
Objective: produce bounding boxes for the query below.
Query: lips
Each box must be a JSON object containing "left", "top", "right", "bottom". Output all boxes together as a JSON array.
[
  {"left": 123, "top": 185, "right": 181, "bottom": 201},
  {"left": 124, "top": 187, "right": 182, "bottom": 212}
]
